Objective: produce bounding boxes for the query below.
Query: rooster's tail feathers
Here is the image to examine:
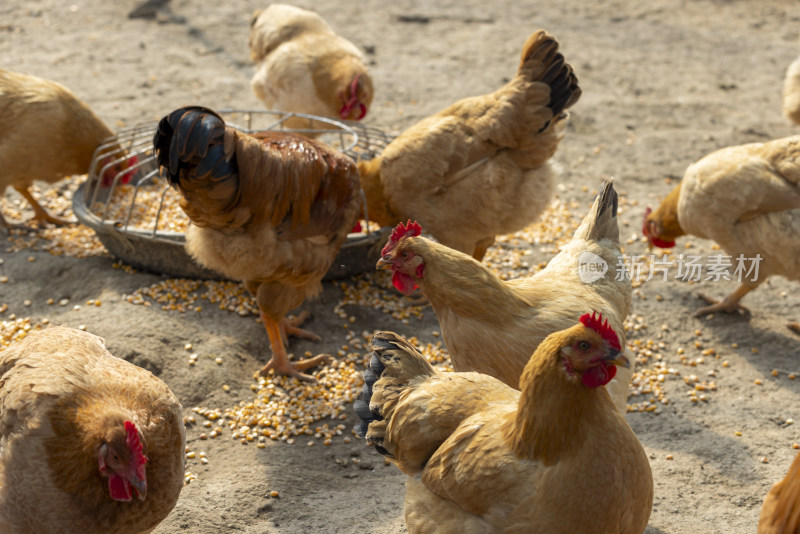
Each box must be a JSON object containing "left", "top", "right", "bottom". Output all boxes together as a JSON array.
[
  {"left": 353, "top": 332, "right": 435, "bottom": 457},
  {"left": 519, "top": 30, "right": 581, "bottom": 121},
  {"left": 575, "top": 177, "right": 619, "bottom": 243}
]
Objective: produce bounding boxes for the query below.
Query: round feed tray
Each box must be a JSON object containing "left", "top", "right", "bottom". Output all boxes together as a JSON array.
[{"left": 73, "top": 109, "right": 394, "bottom": 280}]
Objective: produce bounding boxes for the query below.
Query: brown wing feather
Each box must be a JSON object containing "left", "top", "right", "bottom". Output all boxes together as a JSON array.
[{"left": 243, "top": 131, "right": 360, "bottom": 241}]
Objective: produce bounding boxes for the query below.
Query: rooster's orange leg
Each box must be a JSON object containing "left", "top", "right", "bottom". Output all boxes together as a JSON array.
[
  {"left": 14, "top": 185, "right": 73, "bottom": 226},
  {"left": 695, "top": 285, "right": 754, "bottom": 316},
  {"left": 259, "top": 313, "right": 330, "bottom": 381}
]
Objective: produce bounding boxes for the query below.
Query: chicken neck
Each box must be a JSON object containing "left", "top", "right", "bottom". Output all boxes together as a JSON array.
[
  {"left": 414, "top": 239, "right": 530, "bottom": 323},
  {"left": 503, "top": 338, "right": 616, "bottom": 466},
  {"left": 649, "top": 181, "right": 685, "bottom": 243}
]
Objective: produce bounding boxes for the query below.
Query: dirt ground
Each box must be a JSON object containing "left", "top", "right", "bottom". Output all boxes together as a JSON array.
[{"left": 2, "top": 0, "right": 800, "bottom": 532}]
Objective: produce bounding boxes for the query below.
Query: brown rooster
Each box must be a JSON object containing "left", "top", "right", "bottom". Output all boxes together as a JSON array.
[
  {"left": 249, "top": 4, "right": 373, "bottom": 131},
  {"left": 358, "top": 29, "right": 580, "bottom": 260},
  {"left": 153, "top": 105, "right": 361, "bottom": 381},
  {"left": 0, "top": 68, "right": 135, "bottom": 230},
  {"left": 353, "top": 318, "right": 653, "bottom": 533},
  {"left": 376, "top": 178, "right": 632, "bottom": 412},
  {"left": 0, "top": 326, "right": 184, "bottom": 533},
  {"left": 642, "top": 136, "right": 800, "bottom": 322}
]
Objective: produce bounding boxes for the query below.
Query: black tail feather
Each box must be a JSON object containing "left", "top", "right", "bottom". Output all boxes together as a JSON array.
[
  {"left": 352, "top": 332, "right": 435, "bottom": 458},
  {"left": 352, "top": 351, "right": 386, "bottom": 440}
]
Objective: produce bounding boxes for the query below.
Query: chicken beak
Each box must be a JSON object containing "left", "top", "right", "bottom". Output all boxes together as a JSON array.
[
  {"left": 376, "top": 257, "right": 392, "bottom": 270},
  {"left": 604, "top": 349, "right": 630, "bottom": 369},
  {"left": 130, "top": 475, "right": 147, "bottom": 501}
]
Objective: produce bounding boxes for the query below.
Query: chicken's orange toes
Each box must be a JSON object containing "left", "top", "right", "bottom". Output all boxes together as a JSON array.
[
  {"left": 696, "top": 286, "right": 753, "bottom": 317},
  {"left": 258, "top": 353, "right": 331, "bottom": 382},
  {"left": 280, "top": 312, "right": 321, "bottom": 342}
]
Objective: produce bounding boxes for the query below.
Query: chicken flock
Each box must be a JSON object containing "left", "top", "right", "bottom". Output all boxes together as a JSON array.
[{"left": 1, "top": 3, "right": 799, "bottom": 533}]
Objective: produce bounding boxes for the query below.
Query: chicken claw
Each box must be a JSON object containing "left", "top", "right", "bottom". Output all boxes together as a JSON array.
[
  {"left": 695, "top": 291, "right": 750, "bottom": 316},
  {"left": 14, "top": 185, "right": 75, "bottom": 227},
  {"left": 258, "top": 353, "right": 332, "bottom": 382},
  {"left": 281, "top": 311, "right": 321, "bottom": 342},
  {"left": 788, "top": 321, "right": 800, "bottom": 335}
]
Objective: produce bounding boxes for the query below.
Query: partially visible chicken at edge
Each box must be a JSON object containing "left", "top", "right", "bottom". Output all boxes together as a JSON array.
[
  {"left": 0, "top": 326, "right": 184, "bottom": 534},
  {"left": 643, "top": 135, "right": 800, "bottom": 326},
  {"left": 0, "top": 68, "right": 134, "bottom": 231}
]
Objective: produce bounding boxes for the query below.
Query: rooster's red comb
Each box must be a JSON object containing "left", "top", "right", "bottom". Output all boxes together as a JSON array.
[
  {"left": 381, "top": 220, "right": 422, "bottom": 256},
  {"left": 579, "top": 312, "right": 621, "bottom": 351},
  {"left": 124, "top": 420, "right": 148, "bottom": 469}
]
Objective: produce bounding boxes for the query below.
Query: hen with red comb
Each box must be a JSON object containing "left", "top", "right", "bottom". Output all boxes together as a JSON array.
[
  {"left": 0, "top": 68, "right": 134, "bottom": 230},
  {"left": 376, "top": 177, "right": 634, "bottom": 413},
  {"left": 351, "top": 323, "right": 650, "bottom": 533},
  {"left": 642, "top": 135, "right": 800, "bottom": 319},
  {"left": 0, "top": 326, "right": 185, "bottom": 533},
  {"left": 249, "top": 4, "right": 373, "bottom": 131}
]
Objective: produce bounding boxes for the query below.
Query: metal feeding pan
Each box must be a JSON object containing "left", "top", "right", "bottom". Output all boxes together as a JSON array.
[{"left": 72, "top": 109, "right": 394, "bottom": 280}]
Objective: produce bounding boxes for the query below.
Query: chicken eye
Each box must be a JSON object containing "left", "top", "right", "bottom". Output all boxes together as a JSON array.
[
  {"left": 577, "top": 341, "right": 591, "bottom": 352},
  {"left": 401, "top": 251, "right": 409, "bottom": 260}
]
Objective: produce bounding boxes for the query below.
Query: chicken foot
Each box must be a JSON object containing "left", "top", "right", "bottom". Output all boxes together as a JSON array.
[
  {"left": 695, "top": 284, "right": 754, "bottom": 316},
  {"left": 280, "top": 311, "right": 321, "bottom": 344},
  {"left": 787, "top": 322, "right": 800, "bottom": 335},
  {"left": 14, "top": 185, "right": 74, "bottom": 227},
  {"left": 259, "top": 313, "right": 330, "bottom": 381}
]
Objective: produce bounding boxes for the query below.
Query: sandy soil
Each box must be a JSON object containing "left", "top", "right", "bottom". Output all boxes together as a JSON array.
[{"left": 2, "top": 0, "right": 800, "bottom": 532}]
